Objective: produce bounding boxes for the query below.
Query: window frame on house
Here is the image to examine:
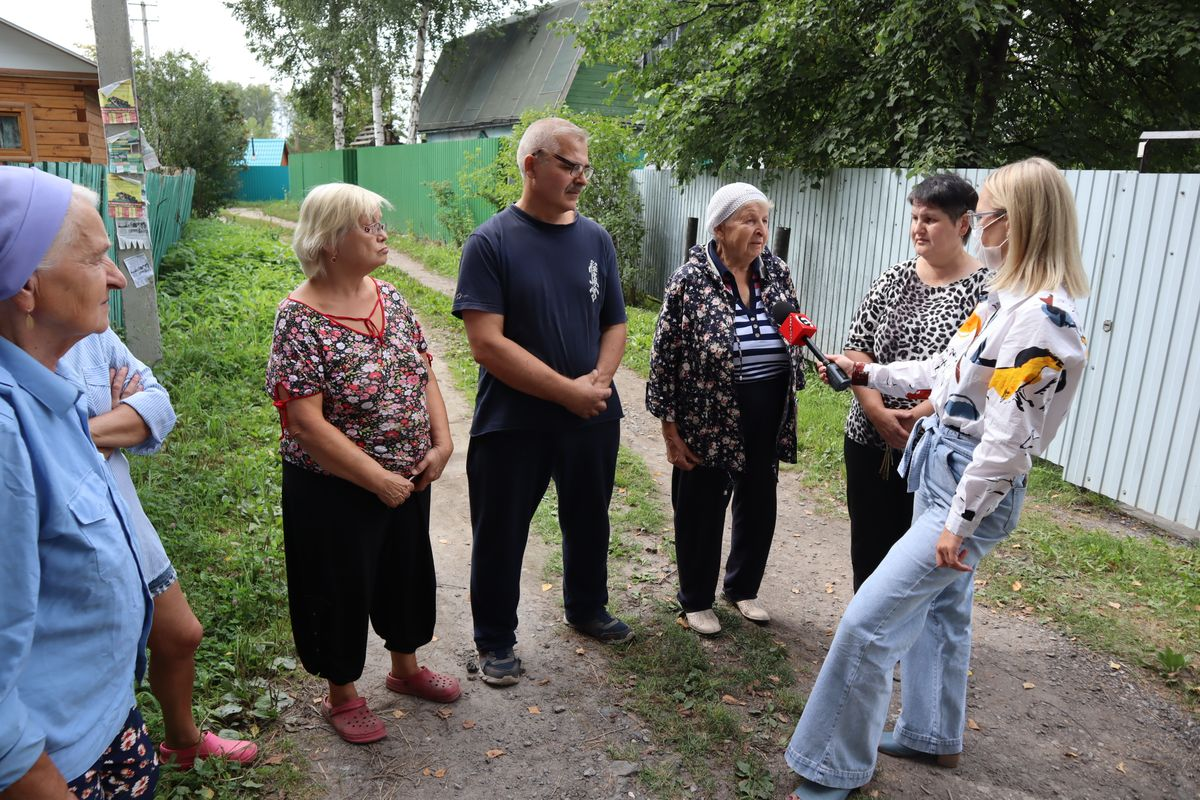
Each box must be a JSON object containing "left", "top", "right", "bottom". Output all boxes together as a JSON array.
[{"left": 0, "top": 103, "right": 38, "bottom": 161}]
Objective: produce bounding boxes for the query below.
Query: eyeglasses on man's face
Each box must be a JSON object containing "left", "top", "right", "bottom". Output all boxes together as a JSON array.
[
  {"left": 361, "top": 221, "right": 387, "bottom": 236},
  {"left": 538, "top": 149, "right": 594, "bottom": 180},
  {"left": 967, "top": 210, "right": 1006, "bottom": 231}
]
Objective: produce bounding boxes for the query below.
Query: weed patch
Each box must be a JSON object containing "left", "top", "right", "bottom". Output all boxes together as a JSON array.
[
  {"left": 135, "top": 218, "right": 310, "bottom": 798},
  {"left": 976, "top": 511, "right": 1199, "bottom": 701}
]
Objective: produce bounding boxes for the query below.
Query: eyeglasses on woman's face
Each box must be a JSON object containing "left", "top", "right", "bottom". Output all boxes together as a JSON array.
[
  {"left": 967, "top": 209, "right": 1006, "bottom": 231},
  {"left": 538, "top": 149, "right": 594, "bottom": 180},
  {"left": 361, "top": 221, "right": 387, "bottom": 236}
]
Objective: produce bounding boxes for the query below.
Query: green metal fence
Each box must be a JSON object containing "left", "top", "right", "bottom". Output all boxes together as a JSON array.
[
  {"left": 235, "top": 166, "right": 290, "bottom": 201},
  {"left": 3, "top": 161, "right": 195, "bottom": 327},
  {"left": 356, "top": 138, "right": 502, "bottom": 241},
  {"left": 288, "top": 149, "right": 358, "bottom": 199},
  {"left": 286, "top": 139, "right": 503, "bottom": 241}
]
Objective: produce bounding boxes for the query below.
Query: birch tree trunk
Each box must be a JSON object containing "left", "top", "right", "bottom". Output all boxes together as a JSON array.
[
  {"left": 372, "top": 84, "right": 384, "bottom": 146},
  {"left": 372, "top": 28, "right": 385, "bottom": 146},
  {"left": 406, "top": 3, "right": 429, "bottom": 144},
  {"left": 332, "top": 68, "right": 345, "bottom": 149}
]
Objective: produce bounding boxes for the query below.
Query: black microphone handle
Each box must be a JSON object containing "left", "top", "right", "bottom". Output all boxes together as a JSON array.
[{"left": 803, "top": 340, "right": 852, "bottom": 392}]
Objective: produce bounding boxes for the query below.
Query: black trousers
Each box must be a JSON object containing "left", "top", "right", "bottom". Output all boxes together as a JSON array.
[
  {"left": 844, "top": 434, "right": 914, "bottom": 591},
  {"left": 672, "top": 376, "right": 787, "bottom": 613},
  {"left": 467, "top": 421, "right": 620, "bottom": 652},
  {"left": 281, "top": 461, "right": 435, "bottom": 685}
]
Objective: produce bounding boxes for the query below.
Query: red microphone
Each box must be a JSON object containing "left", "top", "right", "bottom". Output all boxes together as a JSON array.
[{"left": 770, "top": 302, "right": 851, "bottom": 391}]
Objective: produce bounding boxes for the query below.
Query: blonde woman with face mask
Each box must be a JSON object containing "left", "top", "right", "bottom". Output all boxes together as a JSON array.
[{"left": 784, "top": 158, "right": 1089, "bottom": 800}]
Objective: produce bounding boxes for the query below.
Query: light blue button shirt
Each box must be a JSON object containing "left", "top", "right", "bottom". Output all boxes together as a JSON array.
[
  {"left": 60, "top": 329, "right": 178, "bottom": 585},
  {"left": 0, "top": 336, "right": 153, "bottom": 790}
]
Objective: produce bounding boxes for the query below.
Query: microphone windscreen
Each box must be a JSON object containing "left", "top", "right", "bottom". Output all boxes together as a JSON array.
[{"left": 770, "top": 300, "right": 796, "bottom": 326}]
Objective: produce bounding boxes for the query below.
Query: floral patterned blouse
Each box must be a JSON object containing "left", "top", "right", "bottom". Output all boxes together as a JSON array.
[{"left": 265, "top": 279, "right": 432, "bottom": 476}]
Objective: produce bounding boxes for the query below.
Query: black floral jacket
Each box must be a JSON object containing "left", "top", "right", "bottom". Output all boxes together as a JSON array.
[{"left": 646, "top": 244, "right": 806, "bottom": 473}]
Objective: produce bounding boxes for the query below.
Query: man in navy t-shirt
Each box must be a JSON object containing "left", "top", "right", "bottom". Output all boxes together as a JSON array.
[{"left": 452, "top": 117, "right": 632, "bottom": 686}]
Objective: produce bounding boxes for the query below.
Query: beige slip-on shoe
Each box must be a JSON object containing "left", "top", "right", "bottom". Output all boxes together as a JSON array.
[
  {"left": 683, "top": 609, "right": 721, "bottom": 636},
  {"left": 734, "top": 598, "right": 770, "bottom": 623}
]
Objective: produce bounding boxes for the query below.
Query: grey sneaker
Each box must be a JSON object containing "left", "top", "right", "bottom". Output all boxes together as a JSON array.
[
  {"left": 478, "top": 648, "right": 522, "bottom": 686},
  {"left": 565, "top": 610, "right": 634, "bottom": 644}
]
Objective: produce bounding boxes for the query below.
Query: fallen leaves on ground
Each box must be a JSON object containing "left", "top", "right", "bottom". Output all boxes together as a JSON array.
[
  {"left": 1109, "top": 661, "right": 1123, "bottom": 671},
  {"left": 1012, "top": 580, "right": 1023, "bottom": 592},
  {"left": 462, "top": 720, "right": 476, "bottom": 729},
  {"left": 421, "top": 767, "right": 447, "bottom": 778},
  {"left": 393, "top": 709, "right": 407, "bottom": 718},
  {"left": 528, "top": 706, "right": 540, "bottom": 714},
  {"left": 825, "top": 583, "right": 834, "bottom": 594},
  {"left": 1107, "top": 601, "right": 1122, "bottom": 609},
  {"left": 721, "top": 694, "right": 745, "bottom": 706},
  {"left": 1116, "top": 761, "right": 1127, "bottom": 774},
  {"left": 541, "top": 583, "right": 553, "bottom": 592},
  {"left": 967, "top": 718, "right": 981, "bottom": 731},
  {"left": 435, "top": 707, "right": 453, "bottom": 720},
  {"left": 1023, "top": 681, "right": 1036, "bottom": 689},
  {"left": 263, "top": 754, "right": 285, "bottom": 766},
  {"left": 486, "top": 749, "right": 505, "bottom": 759}
]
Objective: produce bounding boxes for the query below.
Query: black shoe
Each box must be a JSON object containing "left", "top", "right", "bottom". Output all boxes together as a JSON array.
[{"left": 565, "top": 610, "right": 634, "bottom": 643}]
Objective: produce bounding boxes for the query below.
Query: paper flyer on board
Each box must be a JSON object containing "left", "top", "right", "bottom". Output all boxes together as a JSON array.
[
  {"left": 107, "top": 175, "right": 145, "bottom": 218},
  {"left": 140, "top": 133, "right": 160, "bottom": 170},
  {"left": 106, "top": 129, "right": 143, "bottom": 174},
  {"left": 116, "top": 218, "right": 152, "bottom": 249},
  {"left": 123, "top": 254, "right": 155, "bottom": 288},
  {"left": 98, "top": 79, "right": 139, "bottom": 124}
]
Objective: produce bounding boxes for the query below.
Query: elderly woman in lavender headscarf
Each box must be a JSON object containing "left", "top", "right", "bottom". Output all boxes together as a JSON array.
[
  {"left": 646, "top": 182, "right": 807, "bottom": 637},
  {"left": 0, "top": 166, "right": 157, "bottom": 798}
]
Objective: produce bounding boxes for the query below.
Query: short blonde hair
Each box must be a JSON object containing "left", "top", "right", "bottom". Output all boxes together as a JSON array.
[
  {"left": 516, "top": 117, "right": 589, "bottom": 173},
  {"left": 292, "top": 183, "right": 392, "bottom": 277},
  {"left": 985, "top": 158, "right": 1089, "bottom": 298}
]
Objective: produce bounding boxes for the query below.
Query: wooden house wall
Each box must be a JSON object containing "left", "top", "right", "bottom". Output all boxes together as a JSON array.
[{"left": 0, "top": 73, "right": 105, "bottom": 163}]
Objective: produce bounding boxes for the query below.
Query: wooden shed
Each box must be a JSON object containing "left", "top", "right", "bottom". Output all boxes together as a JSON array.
[{"left": 0, "top": 17, "right": 105, "bottom": 163}]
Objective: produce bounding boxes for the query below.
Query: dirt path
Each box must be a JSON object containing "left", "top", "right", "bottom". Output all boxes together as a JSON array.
[{"left": 232, "top": 209, "right": 1198, "bottom": 800}]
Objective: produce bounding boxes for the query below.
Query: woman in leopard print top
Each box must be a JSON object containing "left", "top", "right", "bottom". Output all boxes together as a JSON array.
[{"left": 842, "top": 174, "right": 989, "bottom": 590}]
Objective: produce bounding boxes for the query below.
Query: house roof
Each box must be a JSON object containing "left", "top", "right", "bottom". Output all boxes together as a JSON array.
[
  {"left": 417, "top": 0, "right": 589, "bottom": 135},
  {"left": 0, "top": 17, "right": 98, "bottom": 76},
  {"left": 243, "top": 138, "right": 288, "bottom": 166}
]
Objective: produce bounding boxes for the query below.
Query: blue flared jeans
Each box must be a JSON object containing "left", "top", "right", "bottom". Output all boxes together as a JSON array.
[{"left": 785, "top": 416, "right": 1026, "bottom": 789}]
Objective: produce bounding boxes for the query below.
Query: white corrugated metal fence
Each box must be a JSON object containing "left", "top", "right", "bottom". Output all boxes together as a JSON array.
[{"left": 632, "top": 166, "right": 1200, "bottom": 530}]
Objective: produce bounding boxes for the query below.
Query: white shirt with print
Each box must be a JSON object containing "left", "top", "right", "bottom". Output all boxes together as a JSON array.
[{"left": 865, "top": 287, "right": 1087, "bottom": 537}]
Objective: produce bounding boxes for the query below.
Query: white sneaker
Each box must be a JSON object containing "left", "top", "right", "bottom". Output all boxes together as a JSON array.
[
  {"left": 734, "top": 598, "right": 770, "bottom": 623},
  {"left": 683, "top": 609, "right": 721, "bottom": 636}
]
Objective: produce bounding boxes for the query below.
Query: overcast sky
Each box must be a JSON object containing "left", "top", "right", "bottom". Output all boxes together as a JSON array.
[{"left": 5, "top": 0, "right": 283, "bottom": 87}]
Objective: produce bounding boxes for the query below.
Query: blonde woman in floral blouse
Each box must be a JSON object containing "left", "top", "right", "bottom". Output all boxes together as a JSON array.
[
  {"left": 785, "top": 158, "right": 1089, "bottom": 800},
  {"left": 646, "top": 183, "right": 806, "bottom": 637},
  {"left": 266, "top": 183, "right": 459, "bottom": 746}
]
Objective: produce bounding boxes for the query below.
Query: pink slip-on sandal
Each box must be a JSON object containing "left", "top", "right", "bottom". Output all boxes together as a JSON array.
[
  {"left": 159, "top": 731, "right": 258, "bottom": 769},
  {"left": 320, "top": 696, "right": 387, "bottom": 744},
  {"left": 386, "top": 666, "right": 462, "bottom": 703}
]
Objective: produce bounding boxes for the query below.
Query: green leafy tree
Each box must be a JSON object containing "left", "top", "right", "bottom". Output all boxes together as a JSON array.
[
  {"left": 219, "top": 82, "right": 278, "bottom": 138},
  {"left": 464, "top": 107, "right": 646, "bottom": 304},
  {"left": 571, "top": 0, "right": 1200, "bottom": 177},
  {"left": 137, "top": 51, "right": 246, "bottom": 216}
]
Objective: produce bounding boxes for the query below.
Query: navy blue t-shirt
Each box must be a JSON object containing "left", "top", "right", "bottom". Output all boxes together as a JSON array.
[{"left": 452, "top": 204, "right": 626, "bottom": 435}]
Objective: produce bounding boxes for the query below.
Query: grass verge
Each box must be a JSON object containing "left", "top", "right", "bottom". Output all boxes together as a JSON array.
[
  {"left": 976, "top": 509, "right": 1199, "bottom": 703},
  {"left": 133, "top": 217, "right": 310, "bottom": 798}
]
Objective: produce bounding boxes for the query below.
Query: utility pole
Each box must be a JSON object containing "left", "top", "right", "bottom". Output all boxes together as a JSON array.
[
  {"left": 132, "top": 1, "right": 157, "bottom": 67},
  {"left": 92, "top": 0, "right": 162, "bottom": 362}
]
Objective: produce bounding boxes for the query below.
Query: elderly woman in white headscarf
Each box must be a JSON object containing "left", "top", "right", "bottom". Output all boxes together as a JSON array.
[{"left": 646, "top": 182, "right": 806, "bottom": 636}]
